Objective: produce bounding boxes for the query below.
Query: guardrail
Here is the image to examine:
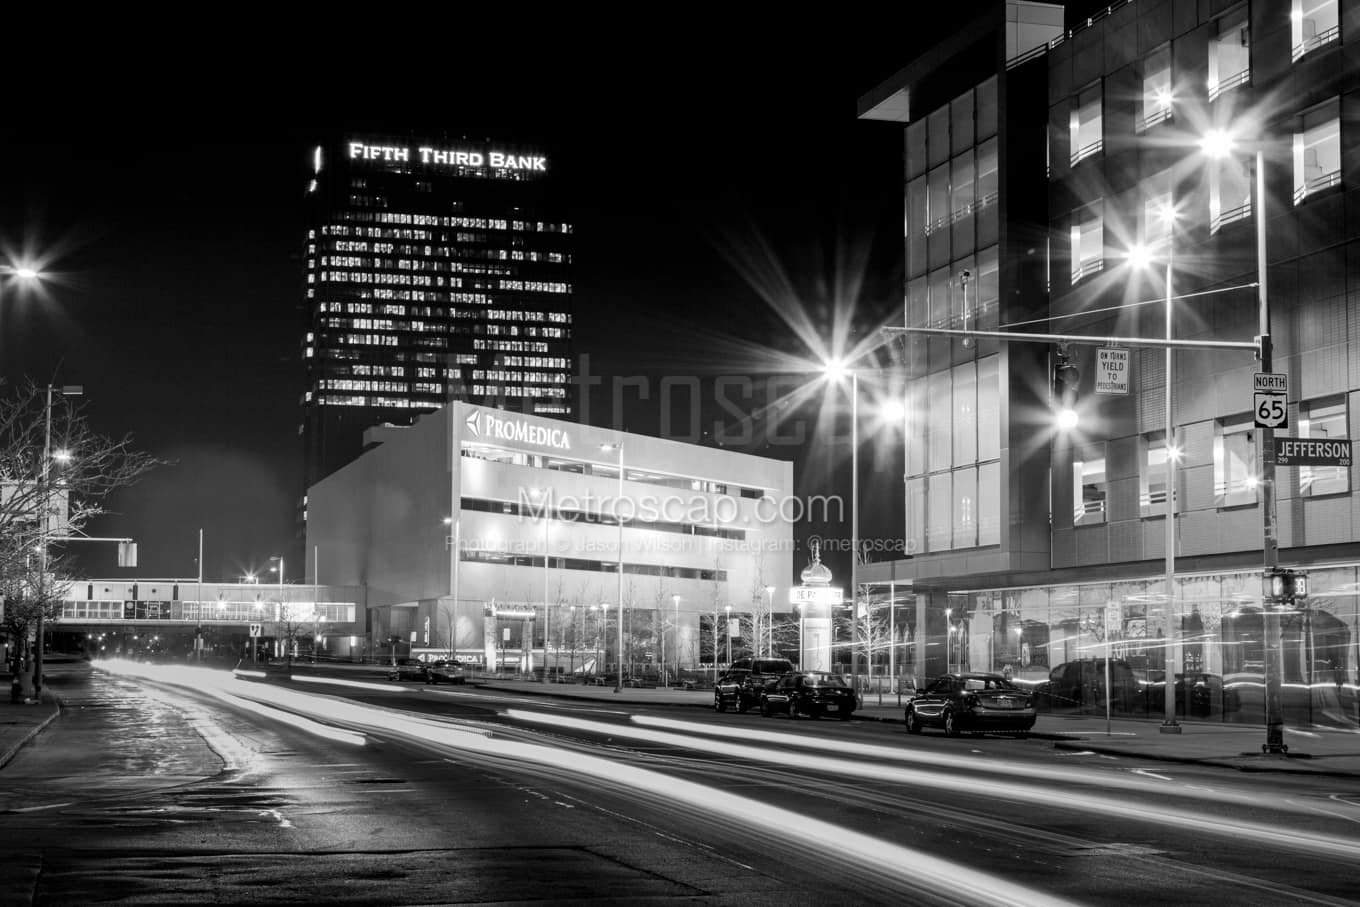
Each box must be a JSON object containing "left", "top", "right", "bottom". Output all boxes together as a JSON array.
[{"left": 1005, "top": 0, "right": 1135, "bottom": 71}]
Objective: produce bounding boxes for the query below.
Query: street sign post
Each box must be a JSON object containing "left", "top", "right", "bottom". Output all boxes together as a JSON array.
[
  {"left": 1095, "top": 348, "right": 1130, "bottom": 395},
  {"left": 1254, "top": 373, "right": 1288, "bottom": 428},
  {"left": 1274, "top": 437, "right": 1352, "bottom": 467}
]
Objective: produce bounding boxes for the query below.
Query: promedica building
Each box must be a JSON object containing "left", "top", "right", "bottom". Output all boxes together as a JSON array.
[
  {"left": 301, "top": 134, "right": 574, "bottom": 507},
  {"left": 858, "top": 0, "right": 1359, "bottom": 728},
  {"left": 305, "top": 402, "right": 794, "bottom": 676}
]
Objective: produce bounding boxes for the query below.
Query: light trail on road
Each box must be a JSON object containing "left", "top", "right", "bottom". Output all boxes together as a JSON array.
[
  {"left": 506, "top": 708, "right": 1360, "bottom": 863},
  {"left": 95, "top": 661, "right": 1079, "bottom": 906}
]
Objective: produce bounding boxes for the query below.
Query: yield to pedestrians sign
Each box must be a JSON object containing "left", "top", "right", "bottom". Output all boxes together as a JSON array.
[{"left": 1094, "top": 348, "right": 1129, "bottom": 395}]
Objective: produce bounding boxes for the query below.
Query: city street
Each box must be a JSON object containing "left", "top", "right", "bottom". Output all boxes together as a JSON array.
[{"left": 2, "top": 661, "right": 1358, "bottom": 905}]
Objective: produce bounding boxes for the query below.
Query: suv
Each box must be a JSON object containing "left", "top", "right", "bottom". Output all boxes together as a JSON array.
[
  {"left": 1035, "top": 658, "right": 1142, "bottom": 713},
  {"left": 713, "top": 657, "right": 794, "bottom": 713}
]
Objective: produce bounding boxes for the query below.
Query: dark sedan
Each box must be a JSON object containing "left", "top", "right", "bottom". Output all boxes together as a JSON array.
[
  {"left": 905, "top": 672, "right": 1036, "bottom": 737},
  {"left": 760, "top": 672, "right": 858, "bottom": 720},
  {"left": 424, "top": 661, "right": 467, "bottom": 684}
]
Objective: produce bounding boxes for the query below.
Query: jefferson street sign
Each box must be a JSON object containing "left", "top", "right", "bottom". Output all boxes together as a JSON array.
[{"left": 1274, "top": 437, "right": 1352, "bottom": 467}]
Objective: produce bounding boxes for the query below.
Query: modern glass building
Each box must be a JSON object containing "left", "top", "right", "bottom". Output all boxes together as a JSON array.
[
  {"left": 301, "top": 134, "right": 574, "bottom": 501},
  {"left": 859, "top": 0, "right": 1359, "bottom": 728},
  {"left": 305, "top": 402, "right": 795, "bottom": 676}
]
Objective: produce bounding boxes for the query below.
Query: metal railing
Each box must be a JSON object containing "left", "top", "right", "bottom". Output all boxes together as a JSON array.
[
  {"left": 1208, "top": 69, "right": 1250, "bottom": 102},
  {"left": 1005, "top": 0, "right": 1135, "bottom": 71},
  {"left": 1292, "top": 25, "right": 1340, "bottom": 63},
  {"left": 1136, "top": 107, "right": 1172, "bottom": 133},
  {"left": 1294, "top": 170, "right": 1341, "bottom": 204},
  {"left": 1070, "top": 139, "right": 1103, "bottom": 166},
  {"left": 1070, "top": 258, "right": 1105, "bottom": 283},
  {"left": 1210, "top": 201, "right": 1252, "bottom": 234}
]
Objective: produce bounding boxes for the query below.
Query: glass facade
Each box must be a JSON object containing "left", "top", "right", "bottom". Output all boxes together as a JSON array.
[
  {"left": 903, "top": 78, "right": 1001, "bottom": 557},
  {"left": 945, "top": 566, "right": 1360, "bottom": 728},
  {"left": 302, "top": 136, "right": 573, "bottom": 490}
]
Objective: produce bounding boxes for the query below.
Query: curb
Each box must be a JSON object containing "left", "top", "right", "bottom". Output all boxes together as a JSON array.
[
  {"left": 0, "top": 700, "right": 62, "bottom": 770},
  {"left": 1050, "top": 739, "right": 1360, "bottom": 776}
]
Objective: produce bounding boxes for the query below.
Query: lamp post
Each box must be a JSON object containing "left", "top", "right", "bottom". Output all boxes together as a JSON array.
[
  {"left": 1130, "top": 198, "right": 1182, "bottom": 734},
  {"left": 601, "top": 443, "right": 625, "bottom": 692},
  {"left": 1200, "top": 134, "right": 1284, "bottom": 753},
  {"left": 33, "top": 383, "right": 82, "bottom": 702},
  {"left": 823, "top": 360, "right": 860, "bottom": 690},
  {"left": 531, "top": 487, "right": 550, "bottom": 679},
  {"left": 796, "top": 602, "right": 805, "bottom": 669}
]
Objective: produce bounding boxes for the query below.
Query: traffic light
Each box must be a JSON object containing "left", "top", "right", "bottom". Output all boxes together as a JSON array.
[
  {"left": 1263, "top": 567, "right": 1308, "bottom": 603},
  {"left": 1053, "top": 346, "right": 1080, "bottom": 429}
]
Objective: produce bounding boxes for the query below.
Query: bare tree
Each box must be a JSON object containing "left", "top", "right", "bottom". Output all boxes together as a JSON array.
[
  {"left": 747, "top": 548, "right": 772, "bottom": 659},
  {"left": 1, "top": 380, "right": 159, "bottom": 701}
]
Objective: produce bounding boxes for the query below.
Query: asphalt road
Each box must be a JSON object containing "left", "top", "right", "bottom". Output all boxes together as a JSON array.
[{"left": 2, "top": 661, "right": 1358, "bottom": 906}]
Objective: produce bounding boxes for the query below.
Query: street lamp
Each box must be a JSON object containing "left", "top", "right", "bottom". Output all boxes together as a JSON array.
[
  {"left": 1201, "top": 131, "right": 1285, "bottom": 754},
  {"left": 823, "top": 358, "right": 861, "bottom": 689},
  {"left": 33, "top": 383, "right": 82, "bottom": 702},
  {"left": 1127, "top": 195, "right": 1183, "bottom": 735},
  {"left": 529, "top": 487, "right": 551, "bottom": 679},
  {"left": 601, "top": 442, "right": 625, "bottom": 692}
]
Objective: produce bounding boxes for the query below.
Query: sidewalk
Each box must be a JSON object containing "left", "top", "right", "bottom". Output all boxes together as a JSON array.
[
  {"left": 0, "top": 673, "right": 64, "bottom": 770},
  {"left": 470, "top": 677, "right": 1360, "bottom": 777}
]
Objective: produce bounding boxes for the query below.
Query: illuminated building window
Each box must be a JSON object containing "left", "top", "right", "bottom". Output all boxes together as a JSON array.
[
  {"left": 1138, "top": 45, "right": 1172, "bottom": 132},
  {"left": 1072, "top": 451, "right": 1107, "bottom": 525},
  {"left": 1299, "top": 397, "right": 1348, "bottom": 496},
  {"left": 1069, "top": 83, "right": 1103, "bottom": 165},
  {"left": 1292, "top": 0, "right": 1339, "bottom": 61},
  {"left": 1141, "top": 168, "right": 1173, "bottom": 248},
  {"left": 1214, "top": 416, "right": 1258, "bottom": 507},
  {"left": 1208, "top": 10, "right": 1250, "bottom": 101},
  {"left": 1208, "top": 154, "right": 1252, "bottom": 233},
  {"left": 1069, "top": 203, "right": 1104, "bottom": 283},
  {"left": 1293, "top": 99, "right": 1341, "bottom": 204},
  {"left": 1141, "top": 433, "right": 1170, "bottom": 516}
]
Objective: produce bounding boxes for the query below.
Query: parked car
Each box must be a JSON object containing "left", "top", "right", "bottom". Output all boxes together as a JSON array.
[
  {"left": 424, "top": 660, "right": 467, "bottom": 685},
  {"left": 1034, "top": 659, "right": 1142, "bottom": 713},
  {"left": 713, "top": 657, "right": 795, "bottom": 713},
  {"left": 760, "top": 671, "right": 858, "bottom": 720},
  {"left": 387, "top": 658, "right": 428, "bottom": 682},
  {"left": 904, "top": 672, "right": 1036, "bottom": 737}
]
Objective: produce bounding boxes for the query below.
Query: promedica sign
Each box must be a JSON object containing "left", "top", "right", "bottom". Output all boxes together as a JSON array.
[
  {"left": 464, "top": 410, "right": 571, "bottom": 451},
  {"left": 1274, "top": 437, "right": 1353, "bottom": 467}
]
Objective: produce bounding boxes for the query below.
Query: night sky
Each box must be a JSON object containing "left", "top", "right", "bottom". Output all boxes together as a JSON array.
[{"left": 2, "top": 7, "right": 1001, "bottom": 586}]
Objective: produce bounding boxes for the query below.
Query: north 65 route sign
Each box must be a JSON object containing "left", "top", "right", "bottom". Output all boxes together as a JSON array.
[{"left": 1254, "top": 373, "right": 1288, "bottom": 429}]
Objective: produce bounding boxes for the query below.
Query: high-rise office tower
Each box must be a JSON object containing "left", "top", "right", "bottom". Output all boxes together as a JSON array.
[{"left": 300, "top": 134, "right": 574, "bottom": 498}]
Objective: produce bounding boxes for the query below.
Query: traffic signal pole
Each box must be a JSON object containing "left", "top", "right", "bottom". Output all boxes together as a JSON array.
[
  {"left": 882, "top": 318, "right": 1282, "bottom": 750},
  {"left": 1255, "top": 152, "right": 1286, "bottom": 755}
]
